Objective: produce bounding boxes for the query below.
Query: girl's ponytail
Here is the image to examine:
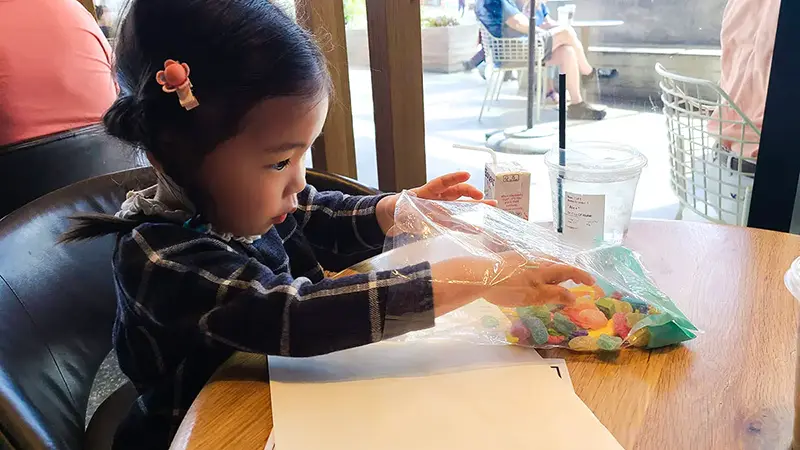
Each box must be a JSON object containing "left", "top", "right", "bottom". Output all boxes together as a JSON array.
[
  {"left": 104, "top": 94, "right": 147, "bottom": 146},
  {"left": 58, "top": 213, "right": 144, "bottom": 243}
]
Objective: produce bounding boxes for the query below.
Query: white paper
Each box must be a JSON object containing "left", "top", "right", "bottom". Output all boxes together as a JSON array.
[
  {"left": 563, "top": 192, "right": 605, "bottom": 244},
  {"left": 264, "top": 430, "right": 275, "bottom": 450},
  {"left": 268, "top": 342, "right": 622, "bottom": 450}
]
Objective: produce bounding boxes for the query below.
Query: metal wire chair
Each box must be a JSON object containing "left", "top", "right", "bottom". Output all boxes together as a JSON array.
[
  {"left": 478, "top": 24, "right": 546, "bottom": 122},
  {"left": 655, "top": 63, "right": 760, "bottom": 226}
]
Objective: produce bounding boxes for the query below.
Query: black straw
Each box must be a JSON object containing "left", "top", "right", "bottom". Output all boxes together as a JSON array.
[
  {"left": 557, "top": 73, "right": 566, "bottom": 233},
  {"left": 526, "top": 6, "right": 536, "bottom": 130}
]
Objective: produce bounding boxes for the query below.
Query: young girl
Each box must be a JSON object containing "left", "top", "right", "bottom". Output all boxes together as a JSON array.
[{"left": 63, "top": 1, "right": 592, "bottom": 448}]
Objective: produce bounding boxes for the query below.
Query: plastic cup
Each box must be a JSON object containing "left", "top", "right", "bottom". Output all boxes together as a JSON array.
[
  {"left": 545, "top": 142, "right": 648, "bottom": 245},
  {"left": 784, "top": 257, "right": 800, "bottom": 449},
  {"left": 557, "top": 6, "right": 570, "bottom": 24}
]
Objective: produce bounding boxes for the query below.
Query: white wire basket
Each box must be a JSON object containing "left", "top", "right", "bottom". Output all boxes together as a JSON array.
[
  {"left": 479, "top": 26, "right": 544, "bottom": 68},
  {"left": 655, "top": 63, "right": 761, "bottom": 226}
]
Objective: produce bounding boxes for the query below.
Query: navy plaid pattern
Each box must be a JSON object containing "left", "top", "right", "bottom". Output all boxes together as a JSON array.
[{"left": 110, "top": 185, "right": 435, "bottom": 449}]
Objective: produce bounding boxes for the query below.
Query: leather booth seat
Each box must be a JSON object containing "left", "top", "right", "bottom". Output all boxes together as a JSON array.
[
  {"left": 0, "top": 166, "right": 380, "bottom": 449},
  {"left": 0, "top": 124, "right": 144, "bottom": 219}
]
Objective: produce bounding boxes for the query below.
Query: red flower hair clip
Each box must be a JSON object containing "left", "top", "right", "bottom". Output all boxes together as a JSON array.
[{"left": 155, "top": 59, "right": 199, "bottom": 111}]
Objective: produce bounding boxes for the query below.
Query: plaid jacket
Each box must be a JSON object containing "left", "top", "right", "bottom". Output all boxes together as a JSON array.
[{"left": 111, "top": 185, "right": 435, "bottom": 450}]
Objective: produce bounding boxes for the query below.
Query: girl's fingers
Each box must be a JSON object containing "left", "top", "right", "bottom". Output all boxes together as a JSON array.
[
  {"left": 439, "top": 183, "right": 484, "bottom": 201},
  {"left": 533, "top": 264, "right": 595, "bottom": 286},
  {"left": 531, "top": 284, "right": 577, "bottom": 306},
  {"left": 417, "top": 172, "right": 472, "bottom": 196}
]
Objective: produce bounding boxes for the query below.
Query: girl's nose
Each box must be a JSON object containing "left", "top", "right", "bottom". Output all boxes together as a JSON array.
[{"left": 289, "top": 163, "right": 307, "bottom": 195}]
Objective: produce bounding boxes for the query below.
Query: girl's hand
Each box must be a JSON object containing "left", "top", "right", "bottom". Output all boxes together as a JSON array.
[
  {"left": 376, "top": 172, "right": 496, "bottom": 233},
  {"left": 431, "top": 253, "right": 594, "bottom": 316}
]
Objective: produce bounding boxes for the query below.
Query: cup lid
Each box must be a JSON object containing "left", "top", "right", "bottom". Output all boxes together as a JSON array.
[
  {"left": 545, "top": 141, "right": 648, "bottom": 177},
  {"left": 785, "top": 257, "right": 800, "bottom": 300}
]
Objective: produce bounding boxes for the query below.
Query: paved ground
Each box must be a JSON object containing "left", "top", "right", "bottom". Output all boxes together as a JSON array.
[{"left": 343, "top": 67, "right": 694, "bottom": 223}]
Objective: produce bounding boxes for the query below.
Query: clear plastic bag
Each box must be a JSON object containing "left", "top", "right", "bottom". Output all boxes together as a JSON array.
[{"left": 341, "top": 192, "right": 698, "bottom": 352}]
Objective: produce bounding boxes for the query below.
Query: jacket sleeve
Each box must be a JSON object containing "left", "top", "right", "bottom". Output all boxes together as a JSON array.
[
  {"left": 294, "top": 185, "right": 392, "bottom": 255},
  {"left": 115, "top": 227, "right": 434, "bottom": 358}
]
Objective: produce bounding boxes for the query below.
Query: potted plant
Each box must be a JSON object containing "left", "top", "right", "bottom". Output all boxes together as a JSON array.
[{"left": 421, "top": 15, "right": 479, "bottom": 73}]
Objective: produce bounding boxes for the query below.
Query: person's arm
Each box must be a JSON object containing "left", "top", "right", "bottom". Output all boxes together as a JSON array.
[
  {"left": 505, "top": 13, "right": 530, "bottom": 34},
  {"left": 117, "top": 224, "right": 433, "bottom": 357},
  {"left": 298, "top": 172, "right": 487, "bottom": 255},
  {"left": 295, "top": 185, "right": 391, "bottom": 255},
  {"left": 502, "top": 0, "right": 529, "bottom": 34},
  {"left": 542, "top": 17, "right": 558, "bottom": 28},
  {"left": 117, "top": 225, "right": 593, "bottom": 357}
]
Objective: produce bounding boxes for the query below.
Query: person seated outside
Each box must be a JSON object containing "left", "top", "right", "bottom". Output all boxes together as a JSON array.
[
  {"left": 470, "top": 0, "right": 605, "bottom": 120},
  {"left": 712, "top": 0, "right": 779, "bottom": 169},
  {"left": 0, "top": 0, "right": 117, "bottom": 146}
]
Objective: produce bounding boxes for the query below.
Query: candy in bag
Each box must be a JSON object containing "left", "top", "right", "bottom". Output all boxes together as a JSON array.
[{"left": 341, "top": 192, "right": 698, "bottom": 352}]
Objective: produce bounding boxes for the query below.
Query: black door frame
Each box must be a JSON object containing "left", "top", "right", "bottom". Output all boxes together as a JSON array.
[{"left": 747, "top": 0, "right": 800, "bottom": 232}]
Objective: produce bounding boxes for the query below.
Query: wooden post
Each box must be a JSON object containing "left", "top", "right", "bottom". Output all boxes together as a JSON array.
[
  {"left": 296, "top": 0, "right": 358, "bottom": 179},
  {"left": 365, "top": 0, "right": 427, "bottom": 191}
]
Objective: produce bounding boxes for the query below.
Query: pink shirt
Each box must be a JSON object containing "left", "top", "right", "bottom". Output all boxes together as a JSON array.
[
  {"left": 0, "top": 0, "right": 117, "bottom": 146},
  {"left": 715, "top": 0, "right": 781, "bottom": 158}
]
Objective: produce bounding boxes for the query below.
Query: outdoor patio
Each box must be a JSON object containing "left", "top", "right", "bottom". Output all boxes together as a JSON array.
[{"left": 344, "top": 67, "right": 691, "bottom": 223}]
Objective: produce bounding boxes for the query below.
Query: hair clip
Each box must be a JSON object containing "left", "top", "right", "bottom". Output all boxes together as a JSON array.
[{"left": 155, "top": 59, "right": 199, "bottom": 111}]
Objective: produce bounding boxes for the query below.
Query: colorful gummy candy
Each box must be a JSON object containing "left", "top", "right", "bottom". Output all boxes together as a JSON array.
[
  {"left": 612, "top": 312, "right": 631, "bottom": 338},
  {"left": 613, "top": 300, "right": 634, "bottom": 315},
  {"left": 577, "top": 309, "right": 608, "bottom": 330},
  {"left": 509, "top": 320, "right": 531, "bottom": 343},
  {"left": 521, "top": 316, "right": 549, "bottom": 345},
  {"left": 626, "top": 312, "right": 645, "bottom": 328},
  {"left": 597, "top": 334, "right": 623, "bottom": 351},
  {"left": 552, "top": 312, "right": 577, "bottom": 336},
  {"left": 497, "top": 285, "right": 666, "bottom": 352},
  {"left": 622, "top": 297, "right": 649, "bottom": 314},
  {"left": 586, "top": 319, "right": 613, "bottom": 339},
  {"left": 517, "top": 305, "right": 551, "bottom": 324},
  {"left": 627, "top": 328, "right": 650, "bottom": 347},
  {"left": 595, "top": 297, "right": 616, "bottom": 318},
  {"left": 570, "top": 329, "right": 588, "bottom": 339},
  {"left": 568, "top": 335, "right": 599, "bottom": 352}
]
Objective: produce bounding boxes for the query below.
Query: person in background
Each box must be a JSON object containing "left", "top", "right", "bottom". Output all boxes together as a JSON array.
[
  {"left": 459, "top": 0, "right": 467, "bottom": 17},
  {"left": 701, "top": 0, "right": 779, "bottom": 225},
  {"left": 468, "top": 0, "right": 605, "bottom": 120},
  {"left": 61, "top": 0, "right": 593, "bottom": 448},
  {"left": 0, "top": 0, "right": 117, "bottom": 146},
  {"left": 96, "top": 5, "right": 114, "bottom": 38},
  {"left": 714, "top": 0, "right": 780, "bottom": 161}
]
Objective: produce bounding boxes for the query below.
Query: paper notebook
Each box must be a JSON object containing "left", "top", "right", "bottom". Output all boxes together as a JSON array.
[{"left": 267, "top": 342, "right": 622, "bottom": 450}]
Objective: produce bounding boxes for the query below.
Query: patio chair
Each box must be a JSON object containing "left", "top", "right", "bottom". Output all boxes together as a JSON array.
[
  {"left": 478, "top": 25, "right": 546, "bottom": 122},
  {"left": 655, "top": 63, "right": 760, "bottom": 226}
]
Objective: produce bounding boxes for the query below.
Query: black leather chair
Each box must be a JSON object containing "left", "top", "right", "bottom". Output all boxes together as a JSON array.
[
  {"left": 0, "top": 166, "right": 381, "bottom": 450},
  {"left": 0, "top": 124, "right": 144, "bottom": 220}
]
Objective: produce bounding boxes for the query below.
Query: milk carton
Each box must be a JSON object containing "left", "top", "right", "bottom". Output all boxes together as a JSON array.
[{"left": 484, "top": 161, "right": 531, "bottom": 220}]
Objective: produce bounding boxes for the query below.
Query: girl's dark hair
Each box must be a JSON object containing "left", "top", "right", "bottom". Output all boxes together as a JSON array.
[{"left": 63, "top": 0, "right": 331, "bottom": 242}]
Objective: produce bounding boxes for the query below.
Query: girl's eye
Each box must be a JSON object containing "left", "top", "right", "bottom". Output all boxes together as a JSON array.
[{"left": 270, "top": 159, "right": 291, "bottom": 171}]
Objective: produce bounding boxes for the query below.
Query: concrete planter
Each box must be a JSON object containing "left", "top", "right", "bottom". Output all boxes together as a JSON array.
[
  {"left": 421, "top": 23, "right": 479, "bottom": 73},
  {"left": 345, "top": 24, "right": 480, "bottom": 73},
  {"left": 346, "top": 28, "right": 371, "bottom": 69}
]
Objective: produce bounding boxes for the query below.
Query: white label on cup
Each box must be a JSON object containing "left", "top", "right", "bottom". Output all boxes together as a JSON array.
[{"left": 563, "top": 192, "right": 605, "bottom": 244}]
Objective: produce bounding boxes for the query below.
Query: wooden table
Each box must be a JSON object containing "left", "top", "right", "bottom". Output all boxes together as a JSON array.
[{"left": 170, "top": 220, "right": 800, "bottom": 450}]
